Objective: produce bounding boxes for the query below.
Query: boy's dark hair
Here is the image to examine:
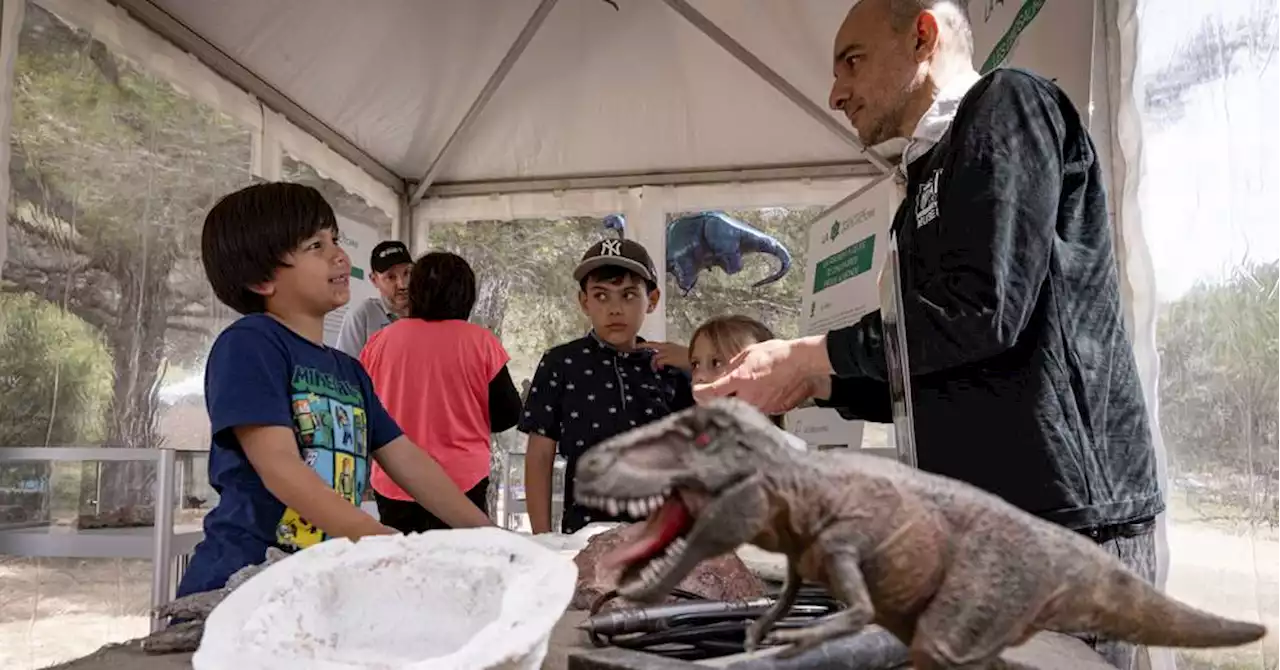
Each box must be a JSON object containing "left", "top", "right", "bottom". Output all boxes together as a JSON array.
[
  {"left": 201, "top": 182, "right": 338, "bottom": 315},
  {"left": 409, "top": 251, "right": 476, "bottom": 321},
  {"left": 578, "top": 265, "right": 658, "bottom": 294}
]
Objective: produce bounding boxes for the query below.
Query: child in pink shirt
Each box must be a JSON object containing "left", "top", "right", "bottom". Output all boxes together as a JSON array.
[{"left": 359, "top": 251, "right": 520, "bottom": 531}]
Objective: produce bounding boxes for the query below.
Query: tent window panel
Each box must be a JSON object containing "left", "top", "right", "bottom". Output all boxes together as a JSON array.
[
  {"left": 1137, "top": 1, "right": 1278, "bottom": 668},
  {"left": 2, "top": 1, "right": 255, "bottom": 663}
]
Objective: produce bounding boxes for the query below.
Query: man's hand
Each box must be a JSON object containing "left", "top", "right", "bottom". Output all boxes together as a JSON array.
[
  {"left": 693, "top": 335, "right": 834, "bottom": 415},
  {"left": 640, "top": 341, "right": 691, "bottom": 371}
]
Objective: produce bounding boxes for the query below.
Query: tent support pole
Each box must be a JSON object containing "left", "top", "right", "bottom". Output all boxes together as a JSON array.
[
  {"left": 426, "top": 161, "right": 880, "bottom": 198},
  {"left": 658, "top": 0, "right": 894, "bottom": 175},
  {"left": 407, "top": 0, "right": 561, "bottom": 206}
]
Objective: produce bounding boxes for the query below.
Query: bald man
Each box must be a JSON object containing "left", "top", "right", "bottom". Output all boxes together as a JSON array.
[{"left": 695, "top": 3, "right": 1162, "bottom": 667}]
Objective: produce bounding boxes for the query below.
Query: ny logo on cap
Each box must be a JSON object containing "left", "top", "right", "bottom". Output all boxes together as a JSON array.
[{"left": 600, "top": 240, "right": 622, "bottom": 256}]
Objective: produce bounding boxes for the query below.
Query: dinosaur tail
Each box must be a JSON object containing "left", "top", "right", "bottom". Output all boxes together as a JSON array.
[
  {"left": 1077, "top": 558, "right": 1266, "bottom": 648},
  {"left": 750, "top": 237, "right": 793, "bottom": 288}
]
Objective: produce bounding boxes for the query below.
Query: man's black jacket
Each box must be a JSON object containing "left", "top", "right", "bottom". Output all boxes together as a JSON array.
[{"left": 821, "top": 69, "right": 1163, "bottom": 531}]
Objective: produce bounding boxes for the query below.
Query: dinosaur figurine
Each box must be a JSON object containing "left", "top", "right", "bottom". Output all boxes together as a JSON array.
[
  {"left": 603, "top": 213, "right": 626, "bottom": 238},
  {"left": 139, "top": 547, "right": 290, "bottom": 654},
  {"left": 666, "top": 212, "right": 792, "bottom": 294},
  {"left": 572, "top": 399, "right": 1267, "bottom": 669},
  {"left": 601, "top": 212, "right": 793, "bottom": 295}
]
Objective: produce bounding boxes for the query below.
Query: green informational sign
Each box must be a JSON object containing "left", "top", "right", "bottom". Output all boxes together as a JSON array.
[
  {"left": 351, "top": 267, "right": 365, "bottom": 280},
  {"left": 812, "top": 234, "right": 875, "bottom": 294}
]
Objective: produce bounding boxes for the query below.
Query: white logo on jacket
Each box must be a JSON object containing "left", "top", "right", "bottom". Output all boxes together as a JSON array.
[{"left": 916, "top": 169, "right": 942, "bottom": 228}]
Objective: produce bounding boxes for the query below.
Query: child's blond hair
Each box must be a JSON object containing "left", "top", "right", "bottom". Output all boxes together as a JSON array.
[
  {"left": 688, "top": 315, "right": 775, "bottom": 360},
  {"left": 689, "top": 315, "right": 786, "bottom": 427}
]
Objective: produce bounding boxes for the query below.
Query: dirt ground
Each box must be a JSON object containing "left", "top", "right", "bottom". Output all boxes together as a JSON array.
[{"left": 1, "top": 521, "right": 1276, "bottom": 670}]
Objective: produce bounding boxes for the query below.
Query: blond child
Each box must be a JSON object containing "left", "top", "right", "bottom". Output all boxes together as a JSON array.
[{"left": 685, "top": 315, "right": 793, "bottom": 430}]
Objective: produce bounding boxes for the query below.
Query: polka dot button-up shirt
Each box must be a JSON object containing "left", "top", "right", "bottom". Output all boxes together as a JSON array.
[{"left": 518, "top": 331, "right": 694, "bottom": 533}]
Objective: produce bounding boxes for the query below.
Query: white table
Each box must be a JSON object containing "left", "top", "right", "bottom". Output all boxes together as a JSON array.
[{"left": 0, "top": 447, "right": 203, "bottom": 633}]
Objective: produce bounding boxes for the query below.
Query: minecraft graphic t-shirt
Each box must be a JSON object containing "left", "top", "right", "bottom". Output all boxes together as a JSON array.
[{"left": 177, "top": 314, "right": 401, "bottom": 597}]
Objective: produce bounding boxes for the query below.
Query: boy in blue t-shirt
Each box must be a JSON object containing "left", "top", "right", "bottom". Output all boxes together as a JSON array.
[{"left": 178, "top": 182, "right": 492, "bottom": 597}]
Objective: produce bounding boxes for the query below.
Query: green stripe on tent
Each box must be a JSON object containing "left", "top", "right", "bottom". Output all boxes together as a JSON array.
[{"left": 980, "top": 0, "right": 1047, "bottom": 74}]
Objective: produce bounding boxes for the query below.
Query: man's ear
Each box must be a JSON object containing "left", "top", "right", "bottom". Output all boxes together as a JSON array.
[
  {"left": 646, "top": 287, "right": 661, "bottom": 314},
  {"left": 577, "top": 290, "right": 589, "bottom": 313},
  {"left": 914, "top": 10, "right": 942, "bottom": 59}
]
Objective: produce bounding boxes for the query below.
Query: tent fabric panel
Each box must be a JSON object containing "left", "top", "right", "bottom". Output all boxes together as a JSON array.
[
  {"left": 147, "top": 0, "right": 864, "bottom": 182},
  {"left": 146, "top": 0, "right": 543, "bottom": 180}
]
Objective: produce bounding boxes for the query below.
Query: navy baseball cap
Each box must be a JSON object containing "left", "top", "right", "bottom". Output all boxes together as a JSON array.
[{"left": 370, "top": 240, "right": 412, "bottom": 273}]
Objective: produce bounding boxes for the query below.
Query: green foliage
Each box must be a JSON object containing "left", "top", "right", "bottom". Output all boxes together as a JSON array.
[
  {"left": 0, "top": 292, "right": 113, "bottom": 446},
  {"left": 11, "top": 7, "right": 251, "bottom": 258},
  {"left": 1158, "top": 260, "right": 1279, "bottom": 525},
  {"left": 5, "top": 4, "right": 253, "bottom": 466},
  {"left": 429, "top": 208, "right": 821, "bottom": 385},
  {"left": 430, "top": 217, "right": 600, "bottom": 382}
]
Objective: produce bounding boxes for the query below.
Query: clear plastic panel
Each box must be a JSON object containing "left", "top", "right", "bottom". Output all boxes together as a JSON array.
[
  {"left": 1133, "top": 1, "right": 1279, "bottom": 667},
  {"left": 2, "top": 1, "right": 252, "bottom": 666}
]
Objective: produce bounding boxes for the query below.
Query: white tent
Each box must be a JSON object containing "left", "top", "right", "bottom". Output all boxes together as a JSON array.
[
  {"left": 122, "top": 0, "right": 887, "bottom": 194},
  {"left": 3, "top": 0, "right": 1153, "bottom": 533},
  {"left": 27, "top": 0, "right": 1112, "bottom": 340},
  {"left": 1, "top": 0, "right": 1274, "bottom": 667}
]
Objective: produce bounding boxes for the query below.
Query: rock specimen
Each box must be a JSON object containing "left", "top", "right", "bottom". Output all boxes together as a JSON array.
[{"left": 572, "top": 523, "right": 765, "bottom": 611}]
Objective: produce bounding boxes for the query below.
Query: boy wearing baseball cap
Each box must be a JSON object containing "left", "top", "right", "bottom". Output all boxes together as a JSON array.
[
  {"left": 519, "top": 238, "right": 694, "bottom": 534},
  {"left": 334, "top": 240, "right": 413, "bottom": 357}
]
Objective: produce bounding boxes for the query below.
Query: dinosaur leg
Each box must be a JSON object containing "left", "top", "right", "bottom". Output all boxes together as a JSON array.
[
  {"left": 745, "top": 557, "right": 802, "bottom": 652},
  {"left": 770, "top": 550, "right": 874, "bottom": 658},
  {"left": 908, "top": 528, "right": 1048, "bottom": 669}
]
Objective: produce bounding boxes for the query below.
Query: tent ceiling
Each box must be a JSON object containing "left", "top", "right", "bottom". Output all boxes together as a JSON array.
[{"left": 130, "top": 0, "right": 875, "bottom": 191}]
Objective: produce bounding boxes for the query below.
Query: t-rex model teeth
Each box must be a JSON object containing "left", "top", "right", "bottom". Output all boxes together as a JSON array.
[{"left": 573, "top": 398, "right": 1268, "bottom": 669}]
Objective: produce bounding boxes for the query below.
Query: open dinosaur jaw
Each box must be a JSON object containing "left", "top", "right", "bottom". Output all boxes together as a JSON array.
[{"left": 578, "top": 488, "right": 708, "bottom": 600}]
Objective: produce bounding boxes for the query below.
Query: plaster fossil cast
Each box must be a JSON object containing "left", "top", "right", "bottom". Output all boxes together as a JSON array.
[{"left": 189, "top": 528, "right": 576, "bottom": 670}]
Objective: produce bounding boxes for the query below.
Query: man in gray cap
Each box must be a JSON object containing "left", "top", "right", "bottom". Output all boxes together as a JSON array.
[{"left": 335, "top": 240, "right": 412, "bottom": 358}]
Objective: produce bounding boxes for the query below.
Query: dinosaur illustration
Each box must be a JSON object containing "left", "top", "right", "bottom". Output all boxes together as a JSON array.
[
  {"left": 573, "top": 399, "right": 1267, "bottom": 669},
  {"left": 602, "top": 212, "right": 793, "bottom": 295}
]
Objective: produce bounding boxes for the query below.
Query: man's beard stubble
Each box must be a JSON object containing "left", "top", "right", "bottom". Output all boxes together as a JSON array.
[{"left": 860, "top": 71, "right": 926, "bottom": 147}]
